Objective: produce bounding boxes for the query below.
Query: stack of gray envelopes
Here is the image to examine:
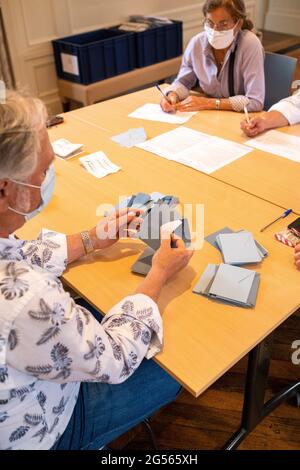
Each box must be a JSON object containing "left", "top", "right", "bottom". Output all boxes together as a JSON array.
[{"left": 193, "top": 227, "right": 268, "bottom": 308}]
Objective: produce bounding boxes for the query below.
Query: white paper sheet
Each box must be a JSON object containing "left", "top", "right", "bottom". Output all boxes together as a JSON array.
[
  {"left": 161, "top": 219, "right": 182, "bottom": 235},
  {"left": 79, "top": 151, "right": 121, "bottom": 178},
  {"left": 128, "top": 103, "right": 198, "bottom": 124},
  {"left": 245, "top": 130, "right": 300, "bottom": 163},
  {"left": 136, "top": 126, "right": 252, "bottom": 174},
  {"left": 52, "top": 138, "right": 83, "bottom": 159},
  {"left": 137, "top": 127, "right": 210, "bottom": 159},
  {"left": 176, "top": 138, "right": 252, "bottom": 174}
]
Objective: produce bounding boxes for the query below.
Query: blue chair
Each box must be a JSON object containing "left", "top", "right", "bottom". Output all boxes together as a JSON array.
[{"left": 264, "top": 51, "right": 297, "bottom": 110}]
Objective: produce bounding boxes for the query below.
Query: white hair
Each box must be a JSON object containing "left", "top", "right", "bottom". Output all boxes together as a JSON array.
[{"left": 0, "top": 90, "right": 47, "bottom": 181}]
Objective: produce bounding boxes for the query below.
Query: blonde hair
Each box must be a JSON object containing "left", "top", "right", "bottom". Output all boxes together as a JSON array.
[{"left": 0, "top": 90, "right": 47, "bottom": 181}]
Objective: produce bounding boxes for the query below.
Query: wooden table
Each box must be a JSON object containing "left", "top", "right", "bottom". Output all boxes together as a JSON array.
[
  {"left": 18, "top": 117, "right": 300, "bottom": 395},
  {"left": 67, "top": 85, "right": 300, "bottom": 215},
  {"left": 17, "top": 104, "right": 300, "bottom": 449},
  {"left": 58, "top": 56, "right": 182, "bottom": 109}
]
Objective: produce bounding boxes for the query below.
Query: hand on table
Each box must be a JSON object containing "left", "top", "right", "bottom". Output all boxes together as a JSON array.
[{"left": 175, "top": 95, "right": 213, "bottom": 112}]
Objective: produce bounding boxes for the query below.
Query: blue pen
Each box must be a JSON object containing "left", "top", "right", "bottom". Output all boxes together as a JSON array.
[
  {"left": 260, "top": 209, "right": 292, "bottom": 232},
  {"left": 155, "top": 84, "right": 171, "bottom": 104}
]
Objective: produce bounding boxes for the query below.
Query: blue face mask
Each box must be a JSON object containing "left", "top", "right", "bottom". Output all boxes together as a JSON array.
[{"left": 8, "top": 164, "right": 55, "bottom": 221}]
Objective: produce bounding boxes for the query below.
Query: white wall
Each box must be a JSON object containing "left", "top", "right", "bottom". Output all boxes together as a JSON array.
[
  {"left": 1, "top": 0, "right": 258, "bottom": 114},
  {"left": 255, "top": 0, "right": 269, "bottom": 29},
  {"left": 265, "top": 0, "right": 300, "bottom": 35}
]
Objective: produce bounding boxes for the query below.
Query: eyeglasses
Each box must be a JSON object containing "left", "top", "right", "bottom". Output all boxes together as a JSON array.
[{"left": 203, "top": 18, "right": 235, "bottom": 31}]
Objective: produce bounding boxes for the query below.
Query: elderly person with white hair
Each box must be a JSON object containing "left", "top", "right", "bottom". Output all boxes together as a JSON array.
[{"left": 0, "top": 91, "right": 193, "bottom": 450}]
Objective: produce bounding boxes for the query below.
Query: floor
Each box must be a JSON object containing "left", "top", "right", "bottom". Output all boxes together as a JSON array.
[
  {"left": 117, "top": 308, "right": 300, "bottom": 450},
  {"left": 261, "top": 30, "right": 300, "bottom": 54}
]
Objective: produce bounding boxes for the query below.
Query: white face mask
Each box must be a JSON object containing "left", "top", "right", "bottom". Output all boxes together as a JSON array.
[
  {"left": 205, "top": 23, "right": 237, "bottom": 50},
  {"left": 8, "top": 164, "right": 55, "bottom": 221}
]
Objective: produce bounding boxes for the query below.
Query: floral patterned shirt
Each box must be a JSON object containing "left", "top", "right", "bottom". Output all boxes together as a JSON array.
[{"left": 0, "top": 230, "right": 162, "bottom": 450}]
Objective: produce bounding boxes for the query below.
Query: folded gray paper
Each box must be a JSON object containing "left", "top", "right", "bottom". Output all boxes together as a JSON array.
[
  {"left": 216, "top": 232, "right": 262, "bottom": 265},
  {"left": 193, "top": 263, "right": 260, "bottom": 308},
  {"left": 205, "top": 227, "right": 268, "bottom": 264}
]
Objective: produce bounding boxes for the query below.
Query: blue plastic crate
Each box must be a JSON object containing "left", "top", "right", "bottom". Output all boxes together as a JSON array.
[
  {"left": 52, "top": 29, "right": 136, "bottom": 85},
  {"left": 134, "top": 20, "right": 183, "bottom": 68}
]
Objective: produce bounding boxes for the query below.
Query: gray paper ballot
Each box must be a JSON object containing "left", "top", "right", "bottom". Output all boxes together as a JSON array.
[
  {"left": 131, "top": 247, "right": 155, "bottom": 276},
  {"left": 216, "top": 232, "right": 262, "bottom": 265},
  {"left": 193, "top": 263, "right": 260, "bottom": 308},
  {"left": 136, "top": 203, "right": 191, "bottom": 251},
  {"left": 205, "top": 227, "right": 268, "bottom": 265}
]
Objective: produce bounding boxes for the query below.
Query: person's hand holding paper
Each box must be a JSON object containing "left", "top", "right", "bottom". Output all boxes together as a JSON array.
[
  {"left": 175, "top": 95, "right": 214, "bottom": 112},
  {"left": 90, "top": 207, "right": 144, "bottom": 250},
  {"left": 151, "top": 229, "right": 194, "bottom": 283}
]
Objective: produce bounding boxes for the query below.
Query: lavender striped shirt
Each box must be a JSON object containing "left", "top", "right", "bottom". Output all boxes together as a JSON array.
[{"left": 166, "top": 29, "right": 265, "bottom": 112}]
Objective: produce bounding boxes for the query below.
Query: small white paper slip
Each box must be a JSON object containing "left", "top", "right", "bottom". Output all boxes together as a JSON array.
[
  {"left": 61, "top": 53, "right": 79, "bottom": 76},
  {"left": 79, "top": 151, "right": 121, "bottom": 179},
  {"left": 52, "top": 139, "right": 83, "bottom": 159},
  {"left": 128, "top": 103, "right": 197, "bottom": 124},
  {"left": 161, "top": 219, "right": 182, "bottom": 235},
  {"left": 136, "top": 126, "right": 210, "bottom": 160}
]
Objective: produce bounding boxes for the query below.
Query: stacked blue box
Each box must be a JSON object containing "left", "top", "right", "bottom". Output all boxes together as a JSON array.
[
  {"left": 133, "top": 20, "right": 183, "bottom": 68},
  {"left": 52, "top": 20, "right": 183, "bottom": 85},
  {"left": 52, "top": 29, "right": 136, "bottom": 85}
]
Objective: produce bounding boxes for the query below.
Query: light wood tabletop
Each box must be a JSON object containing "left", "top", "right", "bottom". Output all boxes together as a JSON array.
[
  {"left": 67, "top": 86, "right": 300, "bottom": 214},
  {"left": 17, "top": 117, "right": 300, "bottom": 397}
]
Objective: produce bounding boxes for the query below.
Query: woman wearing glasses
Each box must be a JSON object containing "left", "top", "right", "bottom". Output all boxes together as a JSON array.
[{"left": 161, "top": 0, "right": 265, "bottom": 113}]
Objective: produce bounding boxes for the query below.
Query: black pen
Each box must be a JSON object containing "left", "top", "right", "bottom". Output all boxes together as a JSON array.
[{"left": 155, "top": 84, "right": 171, "bottom": 104}]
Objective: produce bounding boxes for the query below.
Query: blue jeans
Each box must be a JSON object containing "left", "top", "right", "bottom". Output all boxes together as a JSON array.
[{"left": 52, "top": 300, "right": 181, "bottom": 450}]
